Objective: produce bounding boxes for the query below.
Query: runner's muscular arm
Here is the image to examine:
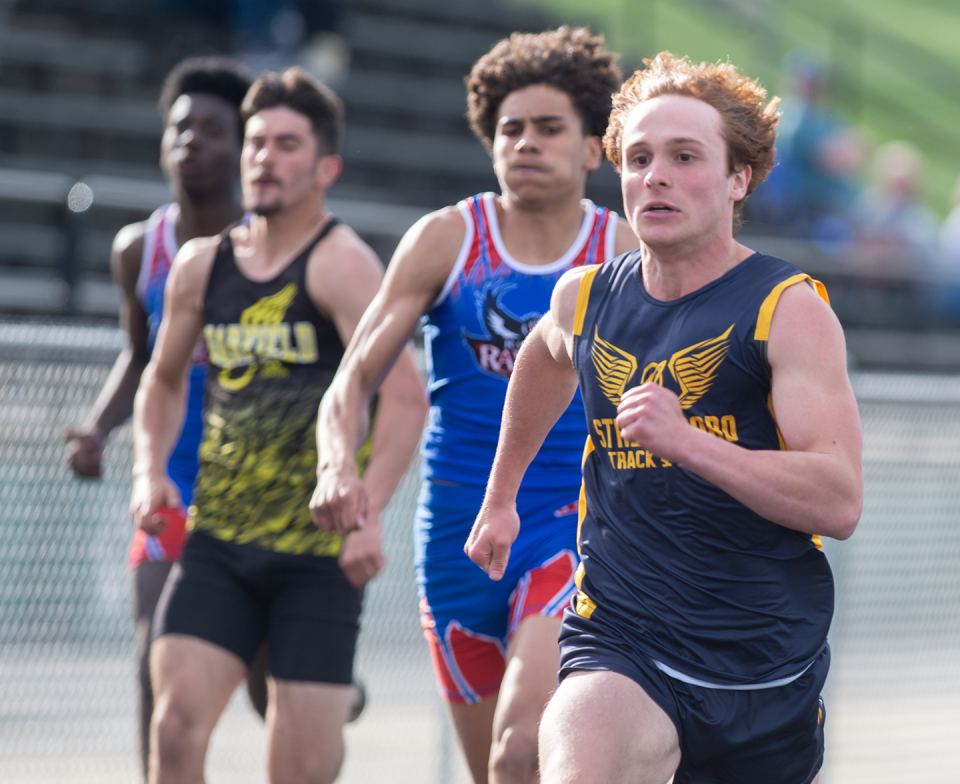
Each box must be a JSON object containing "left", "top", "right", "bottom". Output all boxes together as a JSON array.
[
  {"left": 130, "top": 237, "right": 214, "bottom": 535},
  {"left": 63, "top": 223, "right": 151, "bottom": 477},
  {"left": 617, "top": 282, "right": 863, "bottom": 540},
  {"left": 311, "top": 209, "right": 463, "bottom": 537},
  {"left": 465, "top": 267, "right": 586, "bottom": 580},
  {"left": 304, "top": 223, "right": 430, "bottom": 585}
]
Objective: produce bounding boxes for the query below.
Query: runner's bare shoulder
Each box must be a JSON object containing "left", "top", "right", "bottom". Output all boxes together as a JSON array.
[
  {"left": 389, "top": 205, "right": 468, "bottom": 297},
  {"left": 168, "top": 234, "right": 221, "bottom": 302},
  {"left": 111, "top": 220, "right": 149, "bottom": 294}
]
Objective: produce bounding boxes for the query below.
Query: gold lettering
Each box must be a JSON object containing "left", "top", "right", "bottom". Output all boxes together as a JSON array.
[
  {"left": 689, "top": 416, "right": 706, "bottom": 432},
  {"left": 241, "top": 324, "right": 258, "bottom": 358},
  {"left": 593, "top": 420, "right": 608, "bottom": 450},
  {"left": 602, "top": 419, "right": 615, "bottom": 450},
  {"left": 203, "top": 325, "right": 222, "bottom": 365},
  {"left": 263, "top": 324, "right": 280, "bottom": 360},
  {"left": 293, "top": 321, "right": 320, "bottom": 365},
  {"left": 226, "top": 324, "right": 243, "bottom": 365},
  {"left": 607, "top": 452, "right": 617, "bottom": 469},
  {"left": 277, "top": 324, "right": 292, "bottom": 362},
  {"left": 645, "top": 451, "right": 656, "bottom": 468},
  {"left": 212, "top": 325, "right": 227, "bottom": 366},
  {"left": 295, "top": 322, "right": 319, "bottom": 363},
  {"left": 635, "top": 450, "right": 645, "bottom": 468},
  {"left": 626, "top": 450, "right": 636, "bottom": 469},
  {"left": 612, "top": 419, "right": 625, "bottom": 448},
  {"left": 704, "top": 415, "right": 723, "bottom": 439},
  {"left": 721, "top": 415, "right": 739, "bottom": 442},
  {"left": 661, "top": 458, "right": 673, "bottom": 467},
  {"left": 616, "top": 451, "right": 626, "bottom": 469}
]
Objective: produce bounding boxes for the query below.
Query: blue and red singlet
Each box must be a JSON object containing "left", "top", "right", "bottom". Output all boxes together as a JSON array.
[
  {"left": 416, "top": 192, "right": 619, "bottom": 703},
  {"left": 127, "top": 203, "right": 207, "bottom": 568}
]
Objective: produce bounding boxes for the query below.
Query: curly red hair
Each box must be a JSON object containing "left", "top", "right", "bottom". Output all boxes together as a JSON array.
[{"left": 604, "top": 53, "right": 780, "bottom": 227}]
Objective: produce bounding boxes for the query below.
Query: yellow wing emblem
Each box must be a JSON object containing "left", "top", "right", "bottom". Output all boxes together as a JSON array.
[
  {"left": 667, "top": 324, "right": 734, "bottom": 410},
  {"left": 240, "top": 282, "right": 298, "bottom": 326},
  {"left": 219, "top": 283, "right": 299, "bottom": 391},
  {"left": 591, "top": 326, "right": 637, "bottom": 406}
]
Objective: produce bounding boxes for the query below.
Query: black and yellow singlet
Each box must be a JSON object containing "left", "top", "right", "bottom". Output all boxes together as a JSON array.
[
  {"left": 570, "top": 250, "right": 835, "bottom": 687},
  {"left": 189, "top": 219, "right": 345, "bottom": 556}
]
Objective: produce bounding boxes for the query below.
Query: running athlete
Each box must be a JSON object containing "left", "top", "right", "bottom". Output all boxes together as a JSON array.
[
  {"left": 61, "top": 57, "right": 264, "bottom": 775},
  {"left": 131, "top": 68, "right": 426, "bottom": 784},
  {"left": 467, "top": 53, "right": 863, "bottom": 784},
  {"left": 312, "top": 27, "right": 636, "bottom": 784}
]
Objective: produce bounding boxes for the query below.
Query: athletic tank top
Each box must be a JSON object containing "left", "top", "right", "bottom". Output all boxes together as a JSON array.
[
  {"left": 422, "top": 192, "right": 619, "bottom": 489},
  {"left": 136, "top": 203, "right": 205, "bottom": 503},
  {"left": 190, "top": 219, "right": 345, "bottom": 555},
  {"left": 571, "top": 251, "right": 834, "bottom": 686}
]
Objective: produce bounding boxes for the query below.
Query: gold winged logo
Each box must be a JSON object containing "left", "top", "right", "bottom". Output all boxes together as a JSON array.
[
  {"left": 219, "top": 282, "right": 299, "bottom": 390},
  {"left": 592, "top": 326, "right": 638, "bottom": 406},
  {"left": 667, "top": 324, "right": 734, "bottom": 410}
]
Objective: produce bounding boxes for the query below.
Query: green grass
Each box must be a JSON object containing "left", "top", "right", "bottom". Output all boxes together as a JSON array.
[{"left": 506, "top": 0, "right": 960, "bottom": 214}]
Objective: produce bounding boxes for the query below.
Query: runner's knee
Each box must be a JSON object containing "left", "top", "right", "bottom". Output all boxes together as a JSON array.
[
  {"left": 152, "top": 700, "right": 204, "bottom": 771},
  {"left": 490, "top": 724, "right": 538, "bottom": 781},
  {"left": 269, "top": 737, "right": 344, "bottom": 784}
]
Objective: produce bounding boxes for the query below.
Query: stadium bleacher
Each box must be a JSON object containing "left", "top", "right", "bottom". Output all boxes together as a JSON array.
[{"left": 0, "top": 0, "right": 958, "bottom": 370}]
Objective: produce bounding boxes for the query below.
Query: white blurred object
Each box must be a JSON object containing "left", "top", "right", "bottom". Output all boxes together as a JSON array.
[{"left": 302, "top": 32, "right": 351, "bottom": 88}]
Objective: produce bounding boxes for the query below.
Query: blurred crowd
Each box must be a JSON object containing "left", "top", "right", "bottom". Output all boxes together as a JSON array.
[
  {"left": 747, "top": 51, "right": 960, "bottom": 290},
  {"left": 153, "top": 0, "right": 350, "bottom": 85}
]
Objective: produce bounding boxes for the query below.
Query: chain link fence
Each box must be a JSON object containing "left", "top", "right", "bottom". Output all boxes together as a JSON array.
[
  {"left": 1, "top": 321, "right": 959, "bottom": 783},
  {"left": 0, "top": 320, "right": 468, "bottom": 784}
]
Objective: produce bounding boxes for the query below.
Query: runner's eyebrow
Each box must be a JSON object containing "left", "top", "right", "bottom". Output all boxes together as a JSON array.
[
  {"left": 497, "top": 114, "right": 566, "bottom": 127},
  {"left": 625, "top": 137, "right": 707, "bottom": 153}
]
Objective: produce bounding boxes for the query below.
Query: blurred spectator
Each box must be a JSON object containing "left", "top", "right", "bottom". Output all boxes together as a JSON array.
[
  {"left": 854, "top": 140, "right": 939, "bottom": 272},
  {"left": 154, "top": 0, "right": 350, "bottom": 85},
  {"left": 748, "top": 51, "right": 867, "bottom": 247},
  {"left": 939, "top": 174, "right": 960, "bottom": 272},
  {"left": 933, "top": 174, "right": 960, "bottom": 324}
]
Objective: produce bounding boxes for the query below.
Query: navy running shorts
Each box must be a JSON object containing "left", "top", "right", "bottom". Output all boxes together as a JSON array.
[{"left": 558, "top": 606, "right": 829, "bottom": 784}]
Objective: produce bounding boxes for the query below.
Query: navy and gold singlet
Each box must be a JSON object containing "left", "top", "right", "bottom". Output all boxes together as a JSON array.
[
  {"left": 189, "top": 220, "right": 345, "bottom": 556},
  {"left": 570, "top": 250, "right": 834, "bottom": 686}
]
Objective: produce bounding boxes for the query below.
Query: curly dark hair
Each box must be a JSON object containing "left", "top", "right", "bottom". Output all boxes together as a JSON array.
[
  {"left": 159, "top": 57, "right": 252, "bottom": 142},
  {"left": 603, "top": 52, "right": 780, "bottom": 228},
  {"left": 466, "top": 26, "right": 621, "bottom": 150},
  {"left": 242, "top": 67, "right": 345, "bottom": 156}
]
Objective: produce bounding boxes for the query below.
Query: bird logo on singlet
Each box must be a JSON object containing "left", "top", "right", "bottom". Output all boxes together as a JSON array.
[
  {"left": 668, "top": 325, "right": 735, "bottom": 409},
  {"left": 592, "top": 324, "right": 735, "bottom": 409},
  {"left": 592, "top": 327, "right": 637, "bottom": 406},
  {"left": 209, "top": 283, "right": 302, "bottom": 391},
  {"left": 462, "top": 282, "right": 541, "bottom": 379}
]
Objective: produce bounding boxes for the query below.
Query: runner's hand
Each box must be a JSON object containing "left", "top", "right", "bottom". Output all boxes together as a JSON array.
[
  {"left": 130, "top": 472, "right": 182, "bottom": 536},
  {"left": 311, "top": 467, "right": 367, "bottom": 534},
  {"left": 616, "top": 383, "right": 691, "bottom": 464},
  {"left": 465, "top": 501, "right": 520, "bottom": 581},
  {"left": 62, "top": 426, "right": 104, "bottom": 479},
  {"left": 338, "top": 516, "right": 387, "bottom": 588}
]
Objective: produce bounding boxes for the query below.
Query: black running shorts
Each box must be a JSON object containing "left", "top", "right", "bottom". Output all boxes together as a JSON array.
[
  {"left": 559, "top": 606, "right": 829, "bottom": 784},
  {"left": 155, "top": 531, "right": 362, "bottom": 684}
]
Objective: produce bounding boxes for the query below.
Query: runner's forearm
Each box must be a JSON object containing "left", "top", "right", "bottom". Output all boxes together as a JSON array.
[
  {"left": 360, "top": 348, "right": 427, "bottom": 515},
  {"left": 133, "top": 363, "right": 187, "bottom": 480},
  {"left": 671, "top": 428, "right": 861, "bottom": 539},
  {"left": 317, "top": 365, "right": 375, "bottom": 478},
  {"left": 83, "top": 347, "right": 149, "bottom": 441},
  {"left": 486, "top": 330, "right": 579, "bottom": 504}
]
